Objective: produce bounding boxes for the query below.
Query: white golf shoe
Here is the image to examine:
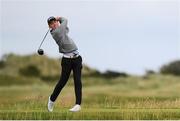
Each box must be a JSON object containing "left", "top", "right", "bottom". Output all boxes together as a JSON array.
[
  {"left": 69, "top": 104, "right": 81, "bottom": 112},
  {"left": 47, "top": 96, "right": 54, "bottom": 112}
]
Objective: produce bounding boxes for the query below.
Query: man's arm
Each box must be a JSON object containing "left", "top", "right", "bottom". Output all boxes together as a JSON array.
[{"left": 56, "top": 16, "right": 68, "bottom": 28}]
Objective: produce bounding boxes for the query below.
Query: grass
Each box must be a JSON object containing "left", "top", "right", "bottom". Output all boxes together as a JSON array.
[
  {"left": 1, "top": 109, "right": 180, "bottom": 120},
  {"left": 0, "top": 74, "right": 180, "bottom": 120},
  {"left": 1, "top": 54, "right": 180, "bottom": 119}
]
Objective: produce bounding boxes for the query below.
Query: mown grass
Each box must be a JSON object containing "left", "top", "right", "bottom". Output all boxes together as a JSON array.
[
  {"left": 0, "top": 74, "right": 180, "bottom": 120},
  {"left": 1, "top": 109, "right": 180, "bottom": 120}
]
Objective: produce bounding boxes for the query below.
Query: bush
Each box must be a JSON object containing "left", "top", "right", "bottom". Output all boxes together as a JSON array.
[
  {"left": 160, "top": 60, "right": 180, "bottom": 76},
  {"left": 0, "top": 61, "right": 6, "bottom": 69},
  {"left": 102, "top": 70, "right": 128, "bottom": 78},
  {"left": 19, "top": 65, "right": 41, "bottom": 77},
  {"left": 145, "top": 70, "right": 156, "bottom": 75}
]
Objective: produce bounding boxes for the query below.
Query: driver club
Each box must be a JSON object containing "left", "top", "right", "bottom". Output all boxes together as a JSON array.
[{"left": 37, "top": 29, "right": 50, "bottom": 55}]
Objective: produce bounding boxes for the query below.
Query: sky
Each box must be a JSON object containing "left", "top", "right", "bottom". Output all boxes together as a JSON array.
[{"left": 1, "top": 0, "right": 180, "bottom": 75}]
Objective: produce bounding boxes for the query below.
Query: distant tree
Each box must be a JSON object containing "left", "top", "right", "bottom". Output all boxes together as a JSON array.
[
  {"left": 102, "top": 70, "right": 128, "bottom": 78},
  {"left": 160, "top": 60, "right": 180, "bottom": 76},
  {"left": 145, "top": 70, "right": 156, "bottom": 75},
  {"left": 143, "top": 69, "right": 156, "bottom": 79}
]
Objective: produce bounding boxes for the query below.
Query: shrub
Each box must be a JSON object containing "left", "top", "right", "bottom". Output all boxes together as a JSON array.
[
  {"left": 0, "top": 60, "right": 5, "bottom": 69},
  {"left": 19, "top": 65, "right": 41, "bottom": 77},
  {"left": 102, "top": 70, "right": 128, "bottom": 78},
  {"left": 160, "top": 60, "right": 180, "bottom": 76}
]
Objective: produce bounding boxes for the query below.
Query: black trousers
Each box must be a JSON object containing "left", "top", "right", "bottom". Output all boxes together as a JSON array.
[{"left": 50, "top": 56, "right": 82, "bottom": 105}]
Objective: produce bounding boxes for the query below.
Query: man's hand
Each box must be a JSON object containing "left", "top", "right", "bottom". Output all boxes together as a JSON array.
[{"left": 56, "top": 16, "right": 61, "bottom": 21}]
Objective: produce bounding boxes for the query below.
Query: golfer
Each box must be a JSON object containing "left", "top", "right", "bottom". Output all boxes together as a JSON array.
[{"left": 47, "top": 16, "right": 82, "bottom": 112}]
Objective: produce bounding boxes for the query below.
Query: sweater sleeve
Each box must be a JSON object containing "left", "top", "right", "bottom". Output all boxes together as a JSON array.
[{"left": 59, "top": 17, "right": 68, "bottom": 28}]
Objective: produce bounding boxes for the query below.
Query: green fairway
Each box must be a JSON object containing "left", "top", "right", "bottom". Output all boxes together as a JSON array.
[
  {"left": 1, "top": 109, "right": 180, "bottom": 120},
  {"left": 0, "top": 78, "right": 180, "bottom": 120}
]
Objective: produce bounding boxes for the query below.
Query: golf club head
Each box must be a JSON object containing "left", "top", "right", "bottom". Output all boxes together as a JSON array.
[{"left": 37, "top": 49, "right": 44, "bottom": 55}]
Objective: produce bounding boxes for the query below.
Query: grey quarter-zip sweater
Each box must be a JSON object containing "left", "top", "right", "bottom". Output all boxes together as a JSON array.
[{"left": 50, "top": 17, "right": 78, "bottom": 54}]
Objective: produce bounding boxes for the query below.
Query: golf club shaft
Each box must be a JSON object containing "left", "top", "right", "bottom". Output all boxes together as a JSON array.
[{"left": 38, "top": 29, "right": 50, "bottom": 49}]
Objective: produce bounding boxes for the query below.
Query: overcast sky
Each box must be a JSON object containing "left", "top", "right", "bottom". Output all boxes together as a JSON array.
[{"left": 1, "top": 0, "right": 180, "bottom": 75}]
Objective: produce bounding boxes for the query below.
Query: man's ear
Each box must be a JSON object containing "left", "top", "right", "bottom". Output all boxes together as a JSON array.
[{"left": 48, "top": 25, "right": 51, "bottom": 29}]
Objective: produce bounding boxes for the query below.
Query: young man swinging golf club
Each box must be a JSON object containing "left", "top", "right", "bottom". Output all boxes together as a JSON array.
[{"left": 47, "top": 16, "right": 82, "bottom": 112}]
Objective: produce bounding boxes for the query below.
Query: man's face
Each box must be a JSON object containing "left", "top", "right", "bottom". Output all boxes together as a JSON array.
[{"left": 48, "top": 20, "right": 60, "bottom": 30}]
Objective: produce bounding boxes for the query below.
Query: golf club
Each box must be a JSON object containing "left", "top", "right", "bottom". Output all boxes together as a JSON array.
[{"left": 37, "top": 29, "right": 50, "bottom": 55}]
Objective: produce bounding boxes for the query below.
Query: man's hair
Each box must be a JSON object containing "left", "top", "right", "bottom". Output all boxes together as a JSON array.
[{"left": 47, "top": 16, "right": 56, "bottom": 25}]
